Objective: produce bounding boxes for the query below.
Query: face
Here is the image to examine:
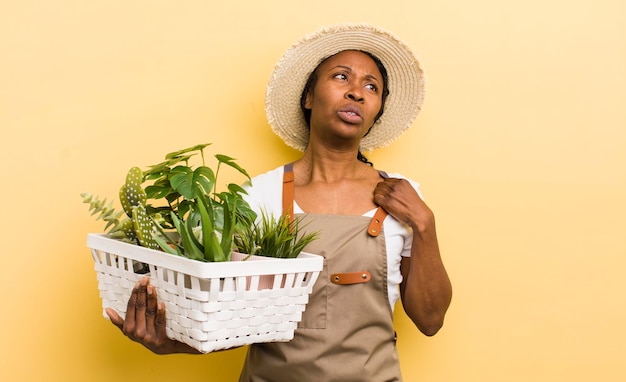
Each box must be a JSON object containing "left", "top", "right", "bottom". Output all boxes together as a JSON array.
[{"left": 304, "top": 50, "right": 384, "bottom": 148}]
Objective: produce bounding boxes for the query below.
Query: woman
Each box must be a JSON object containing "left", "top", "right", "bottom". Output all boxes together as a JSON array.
[{"left": 107, "top": 24, "right": 452, "bottom": 381}]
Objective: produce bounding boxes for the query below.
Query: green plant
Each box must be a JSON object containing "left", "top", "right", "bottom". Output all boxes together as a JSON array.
[
  {"left": 234, "top": 210, "right": 319, "bottom": 259},
  {"left": 82, "top": 143, "right": 256, "bottom": 262},
  {"left": 82, "top": 143, "right": 319, "bottom": 262}
]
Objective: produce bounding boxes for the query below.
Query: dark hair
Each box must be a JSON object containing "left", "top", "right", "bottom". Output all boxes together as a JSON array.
[{"left": 357, "top": 151, "right": 374, "bottom": 166}]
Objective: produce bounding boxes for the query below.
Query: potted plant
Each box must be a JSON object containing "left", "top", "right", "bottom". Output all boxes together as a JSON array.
[
  {"left": 81, "top": 143, "right": 323, "bottom": 353},
  {"left": 83, "top": 143, "right": 318, "bottom": 261},
  {"left": 82, "top": 143, "right": 257, "bottom": 262}
]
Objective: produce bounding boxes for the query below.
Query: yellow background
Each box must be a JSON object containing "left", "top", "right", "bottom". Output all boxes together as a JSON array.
[{"left": 1, "top": 1, "right": 625, "bottom": 381}]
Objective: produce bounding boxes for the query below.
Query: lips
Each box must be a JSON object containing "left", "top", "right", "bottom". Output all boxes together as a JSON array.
[{"left": 337, "top": 105, "right": 363, "bottom": 124}]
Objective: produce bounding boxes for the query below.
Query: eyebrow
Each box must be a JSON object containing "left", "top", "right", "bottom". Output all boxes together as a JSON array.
[{"left": 331, "top": 65, "right": 381, "bottom": 84}]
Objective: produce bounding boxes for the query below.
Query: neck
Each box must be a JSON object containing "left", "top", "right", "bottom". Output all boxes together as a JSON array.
[{"left": 295, "top": 146, "right": 368, "bottom": 183}]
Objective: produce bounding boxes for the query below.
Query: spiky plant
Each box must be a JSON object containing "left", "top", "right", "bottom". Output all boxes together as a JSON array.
[{"left": 234, "top": 210, "right": 319, "bottom": 259}]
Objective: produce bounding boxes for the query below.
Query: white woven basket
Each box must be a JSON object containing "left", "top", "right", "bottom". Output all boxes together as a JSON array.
[{"left": 87, "top": 233, "right": 323, "bottom": 353}]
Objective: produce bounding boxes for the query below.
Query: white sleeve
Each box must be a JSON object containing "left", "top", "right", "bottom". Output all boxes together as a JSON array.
[
  {"left": 382, "top": 173, "right": 423, "bottom": 309},
  {"left": 242, "top": 165, "right": 285, "bottom": 218},
  {"left": 383, "top": 172, "right": 423, "bottom": 258}
]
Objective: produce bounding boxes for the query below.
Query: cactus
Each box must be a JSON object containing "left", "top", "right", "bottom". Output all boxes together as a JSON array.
[
  {"left": 132, "top": 204, "right": 159, "bottom": 250},
  {"left": 120, "top": 167, "right": 147, "bottom": 217},
  {"left": 82, "top": 166, "right": 160, "bottom": 247},
  {"left": 119, "top": 217, "right": 138, "bottom": 243},
  {"left": 118, "top": 166, "right": 160, "bottom": 249}
]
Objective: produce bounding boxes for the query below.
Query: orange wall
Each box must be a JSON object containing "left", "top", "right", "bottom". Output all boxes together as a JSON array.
[{"left": 1, "top": 1, "right": 625, "bottom": 381}]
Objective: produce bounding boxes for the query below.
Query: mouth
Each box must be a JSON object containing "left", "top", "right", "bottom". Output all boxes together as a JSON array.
[{"left": 337, "top": 105, "right": 363, "bottom": 123}]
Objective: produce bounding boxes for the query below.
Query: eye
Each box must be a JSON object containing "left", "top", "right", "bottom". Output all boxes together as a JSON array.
[
  {"left": 366, "top": 83, "right": 378, "bottom": 92},
  {"left": 333, "top": 73, "right": 348, "bottom": 81}
]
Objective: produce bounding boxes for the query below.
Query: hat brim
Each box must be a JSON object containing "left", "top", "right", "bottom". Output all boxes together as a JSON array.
[{"left": 265, "top": 23, "right": 425, "bottom": 152}]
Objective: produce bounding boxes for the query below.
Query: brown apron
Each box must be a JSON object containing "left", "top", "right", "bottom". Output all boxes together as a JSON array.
[{"left": 239, "top": 164, "right": 402, "bottom": 382}]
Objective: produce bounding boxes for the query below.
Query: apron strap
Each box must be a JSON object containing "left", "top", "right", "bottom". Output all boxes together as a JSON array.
[
  {"left": 367, "top": 170, "right": 389, "bottom": 237},
  {"left": 282, "top": 163, "right": 295, "bottom": 223},
  {"left": 282, "top": 163, "right": 387, "bottom": 236},
  {"left": 367, "top": 207, "right": 387, "bottom": 237}
]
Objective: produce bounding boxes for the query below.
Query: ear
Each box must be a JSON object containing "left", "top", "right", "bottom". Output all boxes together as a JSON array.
[{"left": 304, "top": 91, "right": 313, "bottom": 110}]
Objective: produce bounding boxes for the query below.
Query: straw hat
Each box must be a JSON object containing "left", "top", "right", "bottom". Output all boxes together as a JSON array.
[{"left": 265, "top": 23, "right": 425, "bottom": 152}]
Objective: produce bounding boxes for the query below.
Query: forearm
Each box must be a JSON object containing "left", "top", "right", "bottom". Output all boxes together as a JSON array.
[{"left": 401, "top": 223, "right": 452, "bottom": 336}]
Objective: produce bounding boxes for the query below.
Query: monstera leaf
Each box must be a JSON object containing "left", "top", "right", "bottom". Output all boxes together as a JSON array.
[{"left": 169, "top": 165, "right": 215, "bottom": 200}]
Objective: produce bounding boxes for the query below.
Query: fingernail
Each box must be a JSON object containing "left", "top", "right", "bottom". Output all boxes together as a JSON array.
[{"left": 147, "top": 285, "right": 153, "bottom": 295}]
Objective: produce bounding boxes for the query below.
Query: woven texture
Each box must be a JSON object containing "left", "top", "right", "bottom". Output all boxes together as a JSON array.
[{"left": 88, "top": 234, "right": 322, "bottom": 353}]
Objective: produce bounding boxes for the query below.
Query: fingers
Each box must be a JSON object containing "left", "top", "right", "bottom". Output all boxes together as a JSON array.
[
  {"left": 133, "top": 278, "right": 149, "bottom": 339},
  {"left": 153, "top": 302, "right": 168, "bottom": 343},
  {"left": 105, "top": 278, "right": 176, "bottom": 353},
  {"left": 374, "top": 178, "right": 408, "bottom": 208},
  {"left": 106, "top": 308, "right": 124, "bottom": 330},
  {"left": 121, "top": 278, "right": 139, "bottom": 339},
  {"left": 144, "top": 283, "right": 158, "bottom": 332},
  {"left": 122, "top": 277, "right": 152, "bottom": 340},
  {"left": 374, "top": 178, "right": 427, "bottom": 227}
]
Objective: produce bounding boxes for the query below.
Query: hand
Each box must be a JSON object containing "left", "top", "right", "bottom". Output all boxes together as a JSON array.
[
  {"left": 375, "top": 178, "right": 451, "bottom": 335},
  {"left": 373, "top": 177, "right": 434, "bottom": 233},
  {"left": 106, "top": 277, "right": 198, "bottom": 354}
]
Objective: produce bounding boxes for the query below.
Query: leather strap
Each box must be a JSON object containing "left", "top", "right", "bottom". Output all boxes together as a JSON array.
[
  {"left": 330, "top": 271, "right": 371, "bottom": 285},
  {"left": 367, "top": 170, "right": 390, "bottom": 237},
  {"left": 367, "top": 207, "right": 387, "bottom": 237},
  {"left": 282, "top": 163, "right": 295, "bottom": 223},
  {"left": 283, "top": 163, "right": 388, "bottom": 235}
]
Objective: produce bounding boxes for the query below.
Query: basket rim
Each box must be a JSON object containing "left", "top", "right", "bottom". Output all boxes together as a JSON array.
[{"left": 87, "top": 233, "right": 323, "bottom": 278}]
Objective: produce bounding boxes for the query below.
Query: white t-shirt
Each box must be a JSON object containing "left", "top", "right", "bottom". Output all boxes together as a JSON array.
[{"left": 242, "top": 165, "right": 423, "bottom": 311}]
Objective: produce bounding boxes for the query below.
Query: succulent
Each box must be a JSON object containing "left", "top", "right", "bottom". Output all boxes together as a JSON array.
[
  {"left": 234, "top": 210, "right": 319, "bottom": 259},
  {"left": 80, "top": 193, "right": 129, "bottom": 242}
]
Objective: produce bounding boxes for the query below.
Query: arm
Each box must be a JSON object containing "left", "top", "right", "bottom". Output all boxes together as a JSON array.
[
  {"left": 374, "top": 178, "right": 452, "bottom": 336},
  {"left": 106, "top": 277, "right": 201, "bottom": 354}
]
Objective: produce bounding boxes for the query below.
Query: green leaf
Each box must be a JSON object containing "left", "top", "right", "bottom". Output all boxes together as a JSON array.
[
  {"left": 219, "top": 199, "right": 236, "bottom": 260},
  {"left": 196, "top": 193, "right": 228, "bottom": 262},
  {"left": 170, "top": 212, "right": 205, "bottom": 261},
  {"left": 215, "top": 154, "right": 250, "bottom": 181},
  {"left": 165, "top": 144, "right": 211, "bottom": 160},
  {"left": 145, "top": 177, "right": 173, "bottom": 199},
  {"left": 233, "top": 209, "right": 319, "bottom": 259},
  {"left": 169, "top": 165, "right": 215, "bottom": 199},
  {"left": 153, "top": 234, "right": 180, "bottom": 256},
  {"left": 207, "top": 232, "right": 226, "bottom": 262},
  {"left": 83, "top": 142, "right": 258, "bottom": 263},
  {"left": 185, "top": 211, "right": 204, "bottom": 251},
  {"left": 227, "top": 183, "right": 248, "bottom": 195},
  {"left": 192, "top": 166, "right": 216, "bottom": 195}
]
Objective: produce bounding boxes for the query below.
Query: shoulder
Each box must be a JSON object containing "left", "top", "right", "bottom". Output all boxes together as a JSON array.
[
  {"left": 242, "top": 165, "right": 285, "bottom": 216},
  {"left": 244, "top": 165, "right": 284, "bottom": 192},
  {"left": 380, "top": 171, "right": 424, "bottom": 199}
]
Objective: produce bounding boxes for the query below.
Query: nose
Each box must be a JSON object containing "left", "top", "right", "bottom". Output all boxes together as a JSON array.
[{"left": 346, "top": 86, "right": 364, "bottom": 102}]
